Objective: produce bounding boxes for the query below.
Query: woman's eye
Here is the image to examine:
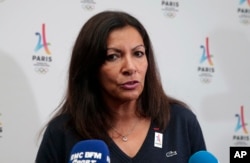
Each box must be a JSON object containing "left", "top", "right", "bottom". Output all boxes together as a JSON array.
[
  {"left": 106, "top": 54, "right": 119, "bottom": 61},
  {"left": 134, "top": 51, "right": 145, "bottom": 57}
]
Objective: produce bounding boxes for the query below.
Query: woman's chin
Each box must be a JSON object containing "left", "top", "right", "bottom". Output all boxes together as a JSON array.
[{"left": 118, "top": 93, "right": 141, "bottom": 102}]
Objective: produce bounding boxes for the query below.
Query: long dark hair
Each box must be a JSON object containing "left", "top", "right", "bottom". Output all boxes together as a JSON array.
[{"left": 51, "top": 10, "right": 187, "bottom": 142}]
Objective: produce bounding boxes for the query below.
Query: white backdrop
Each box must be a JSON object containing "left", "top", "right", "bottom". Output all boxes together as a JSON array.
[{"left": 0, "top": 0, "right": 250, "bottom": 162}]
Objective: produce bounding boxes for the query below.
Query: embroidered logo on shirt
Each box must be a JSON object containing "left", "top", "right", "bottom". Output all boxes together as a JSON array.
[
  {"left": 166, "top": 151, "right": 177, "bottom": 157},
  {"left": 154, "top": 132, "right": 163, "bottom": 148}
]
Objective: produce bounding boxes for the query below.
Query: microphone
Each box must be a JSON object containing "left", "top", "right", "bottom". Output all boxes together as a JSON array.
[
  {"left": 188, "top": 150, "right": 219, "bottom": 163},
  {"left": 68, "top": 139, "right": 110, "bottom": 163}
]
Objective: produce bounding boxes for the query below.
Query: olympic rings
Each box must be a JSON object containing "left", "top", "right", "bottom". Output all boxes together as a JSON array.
[
  {"left": 82, "top": 4, "right": 95, "bottom": 10},
  {"left": 164, "top": 11, "right": 176, "bottom": 18},
  {"left": 200, "top": 77, "right": 212, "bottom": 83},
  {"left": 35, "top": 67, "right": 49, "bottom": 74},
  {"left": 240, "top": 19, "right": 250, "bottom": 24}
]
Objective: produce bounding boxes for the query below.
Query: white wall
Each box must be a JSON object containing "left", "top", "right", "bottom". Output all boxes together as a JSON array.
[{"left": 0, "top": 0, "right": 249, "bottom": 162}]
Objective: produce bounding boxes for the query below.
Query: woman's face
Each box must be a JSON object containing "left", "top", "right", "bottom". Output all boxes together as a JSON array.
[{"left": 99, "top": 26, "right": 148, "bottom": 104}]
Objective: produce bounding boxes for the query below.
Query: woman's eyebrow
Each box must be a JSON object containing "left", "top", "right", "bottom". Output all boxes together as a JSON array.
[
  {"left": 106, "top": 47, "right": 122, "bottom": 53},
  {"left": 132, "top": 45, "right": 145, "bottom": 51},
  {"left": 106, "top": 44, "right": 145, "bottom": 52}
]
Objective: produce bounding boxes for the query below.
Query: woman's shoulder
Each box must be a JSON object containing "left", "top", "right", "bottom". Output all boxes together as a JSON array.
[
  {"left": 45, "top": 114, "right": 72, "bottom": 134},
  {"left": 170, "top": 103, "right": 197, "bottom": 121},
  {"left": 167, "top": 103, "right": 203, "bottom": 135}
]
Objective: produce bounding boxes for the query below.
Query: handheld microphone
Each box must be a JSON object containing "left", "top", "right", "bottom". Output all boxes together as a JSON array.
[
  {"left": 68, "top": 139, "right": 110, "bottom": 163},
  {"left": 188, "top": 150, "right": 219, "bottom": 163}
]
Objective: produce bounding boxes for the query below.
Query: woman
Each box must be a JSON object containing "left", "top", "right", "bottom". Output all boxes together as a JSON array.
[{"left": 36, "top": 11, "right": 206, "bottom": 163}]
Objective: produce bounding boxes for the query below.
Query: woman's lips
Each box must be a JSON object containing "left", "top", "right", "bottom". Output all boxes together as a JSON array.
[{"left": 120, "top": 81, "right": 139, "bottom": 90}]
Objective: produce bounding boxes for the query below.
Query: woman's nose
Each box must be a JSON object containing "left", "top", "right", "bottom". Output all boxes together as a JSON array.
[{"left": 121, "top": 55, "right": 136, "bottom": 76}]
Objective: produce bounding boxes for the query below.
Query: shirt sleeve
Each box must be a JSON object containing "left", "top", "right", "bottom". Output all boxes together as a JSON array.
[
  {"left": 188, "top": 115, "right": 207, "bottom": 154},
  {"left": 35, "top": 124, "right": 64, "bottom": 163},
  {"left": 35, "top": 115, "right": 80, "bottom": 163}
]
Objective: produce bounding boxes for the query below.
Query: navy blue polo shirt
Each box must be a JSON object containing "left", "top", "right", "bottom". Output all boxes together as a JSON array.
[{"left": 36, "top": 104, "right": 206, "bottom": 163}]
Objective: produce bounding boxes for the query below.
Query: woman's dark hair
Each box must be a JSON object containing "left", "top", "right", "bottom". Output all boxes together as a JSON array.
[{"left": 52, "top": 10, "right": 187, "bottom": 142}]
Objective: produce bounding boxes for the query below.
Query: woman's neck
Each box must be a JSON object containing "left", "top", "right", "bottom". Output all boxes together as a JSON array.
[{"left": 107, "top": 100, "right": 138, "bottom": 121}]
